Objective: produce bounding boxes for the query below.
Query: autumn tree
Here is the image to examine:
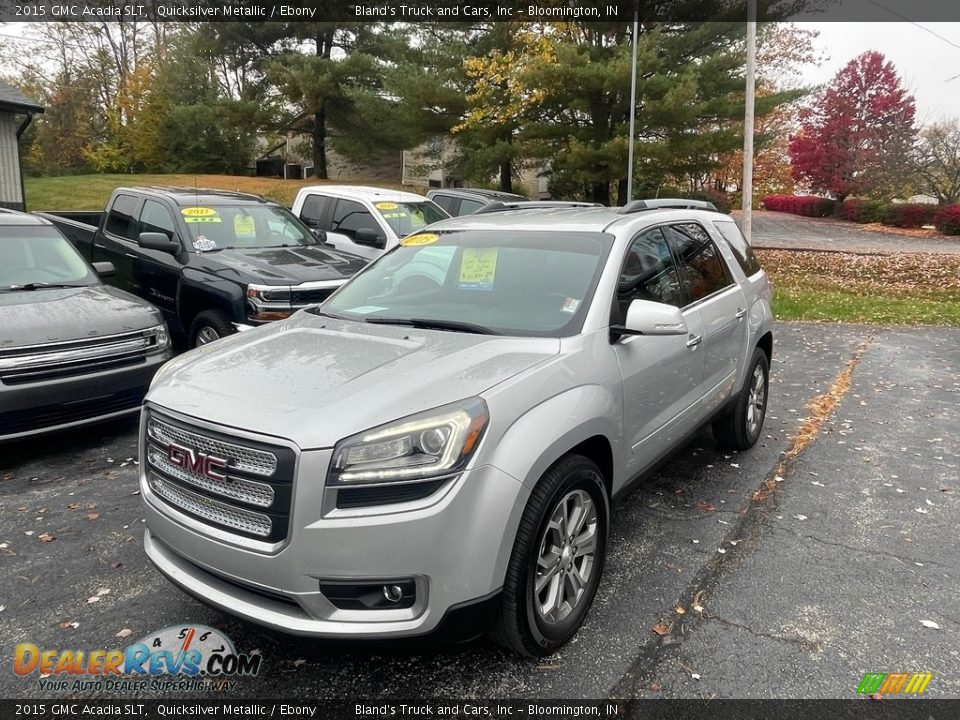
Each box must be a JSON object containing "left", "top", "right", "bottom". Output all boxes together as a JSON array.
[
  {"left": 913, "top": 119, "right": 960, "bottom": 205},
  {"left": 789, "top": 51, "right": 917, "bottom": 201}
]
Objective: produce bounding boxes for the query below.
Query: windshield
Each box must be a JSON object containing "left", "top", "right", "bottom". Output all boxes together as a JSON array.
[
  {"left": 372, "top": 201, "right": 448, "bottom": 237},
  {"left": 319, "top": 230, "right": 613, "bottom": 337},
  {"left": 0, "top": 226, "right": 98, "bottom": 290},
  {"left": 180, "top": 204, "right": 316, "bottom": 251}
]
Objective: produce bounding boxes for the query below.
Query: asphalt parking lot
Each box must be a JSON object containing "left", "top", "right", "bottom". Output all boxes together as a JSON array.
[{"left": 1, "top": 321, "right": 957, "bottom": 700}]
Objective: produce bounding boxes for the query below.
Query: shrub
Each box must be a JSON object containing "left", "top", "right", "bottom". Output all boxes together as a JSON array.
[
  {"left": 761, "top": 194, "right": 835, "bottom": 217},
  {"left": 934, "top": 205, "right": 960, "bottom": 235},
  {"left": 881, "top": 203, "right": 938, "bottom": 228},
  {"left": 839, "top": 199, "right": 888, "bottom": 223}
]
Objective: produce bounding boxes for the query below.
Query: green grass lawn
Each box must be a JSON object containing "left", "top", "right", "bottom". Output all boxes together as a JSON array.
[{"left": 24, "top": 173, "right": 409, "bottom": 210}]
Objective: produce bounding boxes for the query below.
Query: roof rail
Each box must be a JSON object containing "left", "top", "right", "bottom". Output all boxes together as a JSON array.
[
  {"left": 617, "top": 198, "right": 718, "bottom": 214},
  {"left": 474, "top": 200, "right": 604, "bottom": 214}
]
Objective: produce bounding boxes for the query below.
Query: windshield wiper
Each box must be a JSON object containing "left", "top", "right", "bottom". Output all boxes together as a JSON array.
[
  {"left": 364, "top": 317, "right": 498, "bottom": 335},
  {"left": 4, "top": 283, "right": 89, "bottom": 291}
]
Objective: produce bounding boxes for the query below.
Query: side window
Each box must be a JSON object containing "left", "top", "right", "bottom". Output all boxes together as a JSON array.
[
  {"left": 299, "top": 194, "right": 330, "bottom": 228},
  {"left": 615, "top": 227, "right": 683, "bottom": 321},
  {"left": 713, "top": 220, "right": 762, "bottom": 276},
  {"left": 331, "top": 199, "right": 381, "bottom": 240},
  {"left": 140, "top": 200, "right": 176, "bottom": 240},
  {"left": 105, "top": 194, "right": 139, "bottom": 241},
  {"left": 458, "top": 198, "right": 486, "bottom": 215},
  {"left": 431, "top": 195, "right": 459, "bottom": 214},
  {"left": 665, "top": 223, "right": 733, "bottom": 304}
]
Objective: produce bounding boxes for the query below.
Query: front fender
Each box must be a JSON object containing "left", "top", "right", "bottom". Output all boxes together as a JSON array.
[{"left": 179, "top": 268, "right": 246, "bottom": 324}]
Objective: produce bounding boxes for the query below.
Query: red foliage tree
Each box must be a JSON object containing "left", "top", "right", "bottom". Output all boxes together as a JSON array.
[{"left": 789, "top": 51, "right": 916, "bottom": 202}]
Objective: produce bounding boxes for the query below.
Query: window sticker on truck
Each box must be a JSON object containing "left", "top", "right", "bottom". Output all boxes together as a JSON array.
[
  {"left": 458, "top": 248, "right": 498, "bottom": 290},
  {"left": 375, "top": 202, "right": 399, "bottom": 210},
  {"left": 234, "top": 214, "right": 256, "bottom": 238},
  {"left": 181, "top": 207, "right": 218, "bottom": 218}
]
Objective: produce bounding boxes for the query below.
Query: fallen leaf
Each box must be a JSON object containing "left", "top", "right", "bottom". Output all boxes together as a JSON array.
[
  {"left": 67, "top": 503, "right": 81, "bottom": 510},
  {"left": 915, "top": 508, "right": 929, "bottom": 515},
  {"left": 729, "top": 540, "right": 739, "bottom": 546},
  {"left": 24, "top": 531, "right": 34, "bottom": 536},
  {"left": 38, "top": 532, "right": 55, "bottom": 543},
  {"left": 0, "top": 605, "right": 5, "bottom": 613},
  {"left": 691, "top": 539, "right": 700, "bottom": 544},
  {"left": 691, "top": 673, "right": 702, "bottom": 680},
  {"left": 58, "top": 620, "right": 79, "bottom": 630},
  {"left": 793, "top": 514, "right": 808, "bottom": 521},
  {"left": 85, "top": 513, "right": 100, "bottom": 521},
  {"left": 115, "top": 628, "right": 132, "bottom": 638},
  {"left": 651, "top": 623, "right": 671, "bottom": 636},
  {"left": 649, "top": 682, "right": 662, "bottom": 692},
  {"left": 920, "top": 620, "right": 940, "bottom": 629},
  {"left": 693, "top": 604, "right": 704, "bottom": 613},
  {"left": 674, "top": 606, "right": 686, "bottom": 615},
  {"left": 697, "top": 500, "right": 716, "bottom": 513},
  {"left": 97, "top": 588, "right": 111, "bottom": 596},
  {"left": 87, "top": 596, "right": 101, "bottom": 604},
  {"left": 292, "top": 658, "right": 306, "bottom": 667}
]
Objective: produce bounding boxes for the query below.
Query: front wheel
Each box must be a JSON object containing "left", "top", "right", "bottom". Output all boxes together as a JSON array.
[
  {"left": 489, "top": 454, "right": 608, "bottom": 656},
  {"left": 189, "top": 310, "right": 233, "bottom": 348},
  {"left": 712, "top": 347, "right": 769, "bottom": 451}
]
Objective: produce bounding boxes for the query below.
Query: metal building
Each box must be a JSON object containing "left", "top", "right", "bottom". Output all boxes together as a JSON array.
[{"left": 0, "top": 80, "right": 43, "bottom": 211}]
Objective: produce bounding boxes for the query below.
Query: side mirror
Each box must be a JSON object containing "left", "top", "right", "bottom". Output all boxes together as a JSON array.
[
  {"left": 354, "top": 227, "right": 386, "bottom": 249},
  {"left": 139, "top": 232, "right": 180, "bottom": 255},
  {"left": 92, "top": 261, "right": 115, "bottom": 278},
  {"left": 614, "top": 299, "right": 688, "bottom": 338},
  {"left": 311, "top": 228, "right": 328, "bottom": 243}
]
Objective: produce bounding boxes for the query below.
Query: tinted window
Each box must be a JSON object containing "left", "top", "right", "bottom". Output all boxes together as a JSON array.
[
  {"left": 431, "top": 194, "right": 459, "bottom": 214},
  {"left": 331, "top": 199, "right": 381, "bottom": 240},
  {"left": 300, "top": 194, "right": 330, "bottom": 228},
  {"left": 105, "top": 194, "right": 139, "bottom": 240},
  {"left": 458, "top": 198, "right": 486, "bottom": 215},
  {"left": 665, "top": 223, "right": 732, "bottom": 304},
  {"left": 616, "top": 228, "right": 683, "bottom": 320},
  {"left": 140, "top": 200, "right": 176, "bottom": 240},
  {"left": 713, "top": 220, "right": 762, "bottom": 276}
]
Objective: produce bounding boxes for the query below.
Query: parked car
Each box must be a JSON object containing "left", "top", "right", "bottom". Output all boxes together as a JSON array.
[
  {"left": 426, "top": 188, "right": 529, "bottom": 216},
  {"left": 291, "top": 185, "right": 449, "bottom": 259},
  {"left": 40, "top": 187, "right": 368, "bottom": 347},
  {"left": 139, "top": 200, "right": 772, "bottom": 655},
  {"left": 0, "top": 209, "right": 172, "bottom": 442}
]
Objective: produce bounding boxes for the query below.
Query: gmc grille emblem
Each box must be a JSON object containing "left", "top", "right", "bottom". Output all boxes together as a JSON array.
[{"left": 167, "top": 442, "right": 228, "bottom": 481}]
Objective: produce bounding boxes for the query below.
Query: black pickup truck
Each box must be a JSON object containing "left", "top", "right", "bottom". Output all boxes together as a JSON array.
[{"left": 40, "top": 187, "right": 368, "bottom": 347}]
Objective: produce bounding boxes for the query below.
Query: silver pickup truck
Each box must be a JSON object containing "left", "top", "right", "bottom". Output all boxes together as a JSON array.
[{"left": 139, "top": 201, "right": 773, "bottom": 655}]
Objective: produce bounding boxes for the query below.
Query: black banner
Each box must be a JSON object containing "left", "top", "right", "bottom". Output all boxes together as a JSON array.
[
  {"left": 1, "top": 0, "right": 960, "bottom": 23},
  {"left": 4, "top": 700, "right": 960, "bottom": 720}
]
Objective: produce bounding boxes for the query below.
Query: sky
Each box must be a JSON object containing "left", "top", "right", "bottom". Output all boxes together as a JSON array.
[{"left": 799, "top": 22, "right": 960, "bottom": 123}]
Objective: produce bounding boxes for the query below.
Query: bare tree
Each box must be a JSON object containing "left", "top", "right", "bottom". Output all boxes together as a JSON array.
[{"left": 915, "top": 120, "right": 960, "bottom": 205}]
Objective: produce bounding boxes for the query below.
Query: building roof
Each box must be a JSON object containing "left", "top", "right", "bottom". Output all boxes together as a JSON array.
[{"left": 0, "top": 80, "right": 43, "bottom": 114}]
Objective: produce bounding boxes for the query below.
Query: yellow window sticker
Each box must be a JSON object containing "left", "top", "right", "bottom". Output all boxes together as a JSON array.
[
  {"left": 183, "top": 217, "right": 222, "bottom": 223},
  {"left": 458, "top": 248, "right": 498, "bottom": 290},
  {"left": 234, "top": 214, "right": 256, "bottom": 238},
  {"left": 181, "top": 207, "right": 217, "bottom": 218},
  {"left": 400, "top": 233, "right": 440, "bottom": 247},
  {"left": 375, "top": 202, "right": 399, "bottom": 210}
]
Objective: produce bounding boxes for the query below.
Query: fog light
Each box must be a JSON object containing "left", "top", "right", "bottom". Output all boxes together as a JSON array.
[
  {"left": 319, "top": 579, "right": 416, "bottom": 610},
  {"left": 383, "top": 584, "right": 404, "bottom": 603}
]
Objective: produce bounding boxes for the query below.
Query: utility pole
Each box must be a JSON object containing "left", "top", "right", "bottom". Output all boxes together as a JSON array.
[
  {"left": 626, "top": 6, "right": 639, "bottom": 204},
  {"left": 742, "top": 0, "right": 757, "bottom": 243}
]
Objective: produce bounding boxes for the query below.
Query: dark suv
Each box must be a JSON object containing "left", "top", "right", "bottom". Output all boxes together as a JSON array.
[{"left": 426, "top": 188, "right": 530, "bottom": 216}]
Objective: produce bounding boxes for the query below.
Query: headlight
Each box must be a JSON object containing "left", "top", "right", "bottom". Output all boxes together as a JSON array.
[
  {"left": 148, "top": 323, "right": 170, "bottom": 351},
  {"left": 247, "top": 284, "right": 293, "bottom": 322},
  {"left": 329, "top": 399, "right": 489, "bottom": 485}
]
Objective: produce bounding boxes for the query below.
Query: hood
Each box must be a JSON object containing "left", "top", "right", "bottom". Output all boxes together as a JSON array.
[
  {"left": 0, "top": 285, "right": 162, "bottom": 349},
  {"left": 199, "top": 245, "right": 368, "bottom": 285},
  {"left": 147, "top": 312, "right": 559, "bottom": 449}
]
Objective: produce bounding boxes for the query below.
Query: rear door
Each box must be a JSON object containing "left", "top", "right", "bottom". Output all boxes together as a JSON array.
[
  {"left": 664, "top": 222, "right": 747, "bottom": 414},
  {"left": 613, "top": 226, "right": 706, "bottom": 476}
]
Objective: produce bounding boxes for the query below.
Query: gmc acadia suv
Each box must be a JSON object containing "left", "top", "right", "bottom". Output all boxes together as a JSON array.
[{"left": 139, "top": 201, "right": 773, "bottom": 656}]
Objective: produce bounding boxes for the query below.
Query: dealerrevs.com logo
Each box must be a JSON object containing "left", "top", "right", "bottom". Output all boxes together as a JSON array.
[{"left": 14, "top": 624, "right": 261, "bottom": 693}]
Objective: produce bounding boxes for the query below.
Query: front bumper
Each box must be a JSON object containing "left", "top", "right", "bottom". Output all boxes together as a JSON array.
[
  {"left": 141, "top": 428, "right": 528, "bottom": 639},
  {"left": 0, "top": 350, "right": 171, "bottom": 442}
]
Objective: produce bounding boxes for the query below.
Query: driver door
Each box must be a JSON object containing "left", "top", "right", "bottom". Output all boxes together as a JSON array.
[
  {"left": 612, "top": 227, "right": 706, "bottom": 477},
  {"left": 326, "top": 198, "right": 388, "bottom": 259}
]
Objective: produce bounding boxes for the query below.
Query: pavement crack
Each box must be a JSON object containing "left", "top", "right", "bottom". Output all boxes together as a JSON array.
[
  {"left": 765, "top": 524, "right": 951, "bottom": 570},
  {"left": 704, "top": 613, "right": 823, "bottom": 653}
]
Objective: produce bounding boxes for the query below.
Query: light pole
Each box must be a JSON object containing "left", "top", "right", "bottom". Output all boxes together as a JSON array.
[
  {"left": 742, "top": 0, "right": 757, "bottom": 243},
  {"left": 626, "top": 6, "right": 639, "bottom": 204}
]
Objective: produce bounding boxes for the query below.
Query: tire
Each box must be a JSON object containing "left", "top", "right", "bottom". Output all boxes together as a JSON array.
[
  {"left": 489, "top": 454, "right": 609, "bottom": 656},
  {"left": 189, "top": 310, "right": 233, "bottom": 348},
  {"left": 712, "top": 347, "right": 769, "bottom": 451}
]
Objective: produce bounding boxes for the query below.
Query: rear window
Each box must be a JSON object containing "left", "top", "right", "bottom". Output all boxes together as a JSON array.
[{"left": 713, "top": 220, "right": 762, "bottom": 276}]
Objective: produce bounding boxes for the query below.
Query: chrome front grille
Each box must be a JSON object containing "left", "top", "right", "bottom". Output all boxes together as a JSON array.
[
  {"left": 148, "top": 475, "right": 273, "bottom": 538},
  {"left": 147, "top": 417, "right": 277, "bottom": 477},
  {"left": 144, "top": 411, "right": 295, "bottom": 544},
  {"left": 0, "top": 328, "right": 164, "bottom": 385}
]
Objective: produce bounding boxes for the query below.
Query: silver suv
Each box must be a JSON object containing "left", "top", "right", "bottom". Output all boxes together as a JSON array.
[{"left": 140, "top": 201, "right": 773, "bottom": 656}]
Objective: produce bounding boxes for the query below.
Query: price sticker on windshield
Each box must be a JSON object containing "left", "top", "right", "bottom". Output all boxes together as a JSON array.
[
  {"left": 458, "top": 248, "right": 498, "bottom": 290},
  {"left": 400, "top": 233, "right": 439, "bottom": 246},
  {"left": 375, "top": 202, "right": 399, "bottom": 210},
  {"left": 234, "top": 214, "right": 256, "bottom": 238},
  {"left": 181, "top": 207, "right": 217, "bottom": 217}
]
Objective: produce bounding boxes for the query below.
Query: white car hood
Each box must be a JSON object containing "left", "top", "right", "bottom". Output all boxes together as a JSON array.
[{"left": 147, "top": 312, "right": 559, "bottom": 449}]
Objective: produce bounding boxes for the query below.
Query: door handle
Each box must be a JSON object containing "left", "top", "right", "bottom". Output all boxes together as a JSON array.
[
  {"left": 94, "top": 243, "right": 107, "bottom": 250},
  {"left": 686, "top": 334, "right": 703, "bottom": 349},
  {"left": 125, "top": 253, "right": 138, "bottom": 259},
  {"left": 735, "top": 308, "right": 747, "bottom": 320}
]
